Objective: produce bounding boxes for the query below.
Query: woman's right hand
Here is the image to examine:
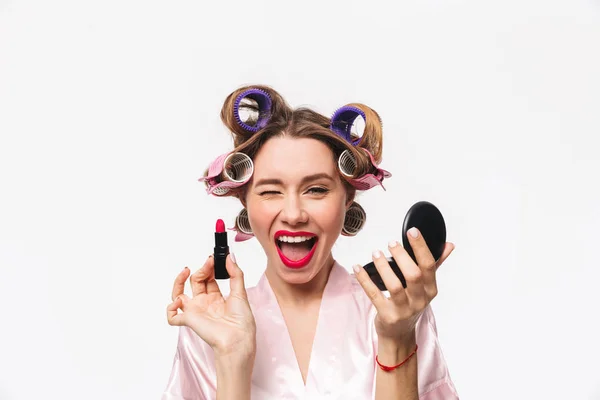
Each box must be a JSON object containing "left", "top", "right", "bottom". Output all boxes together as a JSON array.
[{"left": 166, "top": 254, "right": 257, "bottom": 358}]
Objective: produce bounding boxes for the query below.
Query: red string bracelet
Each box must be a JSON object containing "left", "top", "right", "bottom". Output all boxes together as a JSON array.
[{"left": 375, "top": 344, "right": 418, "bottom": 372}]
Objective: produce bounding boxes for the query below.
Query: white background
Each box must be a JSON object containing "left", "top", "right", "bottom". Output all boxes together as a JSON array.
[{"left": 1, "top": 0, "right": 599, "bottom": 399}]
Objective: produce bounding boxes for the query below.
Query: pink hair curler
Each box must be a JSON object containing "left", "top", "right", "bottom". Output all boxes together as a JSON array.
[
  {"left": 231, "top": 208, "right": 254, "bottom": 242},
  {"left": 198, "top": 152, "right": 254, "bottom": 196},
  {"left": 338, "top": 148, "right": 392, "bottom": 190},
  {"left": 232, "top": 229, "right": 254, "bottom": 242}
]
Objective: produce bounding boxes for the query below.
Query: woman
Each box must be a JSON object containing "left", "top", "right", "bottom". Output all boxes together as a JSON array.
[{"left": 162, "top": 86, "right": 458, "bottom": 399}]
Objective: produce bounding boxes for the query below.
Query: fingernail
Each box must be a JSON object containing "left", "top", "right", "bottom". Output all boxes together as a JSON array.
[
  {"left": 408, "top": 227, "right": 419, "bottom": 238},
  {"left": 388, "top": 240, "right": 398, "bottom": 248},
  {"left": 353, "top": 265, "right": 360, "bottom": 274},
  {"left": 372, "top": 250, "right": 382, "bottom": 258},
  {"left": 230, "top": 252, "right": 236, "bottom": 264}
]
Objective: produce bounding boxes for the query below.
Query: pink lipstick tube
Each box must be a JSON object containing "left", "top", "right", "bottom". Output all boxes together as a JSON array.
[{"left": 214, "top": 219, "right": 230, "bottom": 279}]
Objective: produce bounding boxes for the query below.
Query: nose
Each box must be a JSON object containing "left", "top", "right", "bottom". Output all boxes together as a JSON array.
[{"left": 280, "top": 195, "right": 308, "bottom": 226}]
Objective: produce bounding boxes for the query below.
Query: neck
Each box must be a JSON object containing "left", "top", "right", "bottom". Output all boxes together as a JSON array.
[{"left": 265, "top": 254, "right": 335, "bottom": 308}]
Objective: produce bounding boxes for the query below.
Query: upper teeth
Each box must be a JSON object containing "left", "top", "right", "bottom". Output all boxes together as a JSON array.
[{"left": 277, "top": 236, "right": 313, "bottom": 243}]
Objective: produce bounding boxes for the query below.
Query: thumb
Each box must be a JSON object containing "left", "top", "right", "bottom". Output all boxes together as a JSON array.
[
  {"left": 226, "top": 253, "right": 248, "bottom": 299},
  {"left": 435, "top": 242, "right": 455, "bottom": 270}
]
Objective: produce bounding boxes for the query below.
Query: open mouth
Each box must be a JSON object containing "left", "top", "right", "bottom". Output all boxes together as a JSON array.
[{"left": 274, "top": 231, "right": 318, "bottom": 269}]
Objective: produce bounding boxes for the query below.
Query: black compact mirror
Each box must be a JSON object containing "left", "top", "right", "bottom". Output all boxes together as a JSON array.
[{"left": 362, "top": 201, "right": 447, "bottom": 291}]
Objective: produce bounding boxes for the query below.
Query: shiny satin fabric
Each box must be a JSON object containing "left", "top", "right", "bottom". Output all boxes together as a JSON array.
[{"left": 162, "top": 262, "right": 459, "bottom": 399}]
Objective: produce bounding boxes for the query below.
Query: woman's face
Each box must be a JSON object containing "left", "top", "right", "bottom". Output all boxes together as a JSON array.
[{"left": 245, "top": 136, "right": 349, "bottom": 285}]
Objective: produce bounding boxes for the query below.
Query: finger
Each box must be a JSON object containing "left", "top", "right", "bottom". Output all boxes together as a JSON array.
[
  {"left": 205, "top": 277, "right": 221, "bottom": 294},
  {"left": 387, "top": 241, "right": 425, "bottom": 301},
  {"left": 435, "top": 242, "right": 455, "bottom": 270},
  {"left": 226, "top": 253, "right": 248, "bottom": 300},
  {"left": 418, "top": 243, "right": 455, "bottom": 300},
  {"left": 190, "top": 256, "right": 215, "bottom": 297},
  {"left": 352, "top": 264, "right": 387, "bottom": 311},
  {"left": 204, "top": 256, "right": 221, "bottom": 295},
  {"left": 177, "top": 293, "right": 191, "bottom": 303},
  {"left": 406, "top": 227, "right": 436, "bottom": 269},
  {"left": 405, "top": 227, "right": 437, "bottom": 297},
  {"left": 172, "top": 267, "right": 190, "bottom": 302},
  {"left": 372, "top": 249, "right": 407, "bottom": 299},
  {"left": 166, "top": 297, "right": 184, "bottom": 326}
]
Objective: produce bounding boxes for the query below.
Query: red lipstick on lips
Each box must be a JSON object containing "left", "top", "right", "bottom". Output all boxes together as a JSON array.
[{"left": 274, "top": 230, "right": 318, "bottom": 269}]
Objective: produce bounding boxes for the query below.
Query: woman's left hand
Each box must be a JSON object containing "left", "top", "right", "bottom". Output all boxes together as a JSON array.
[{"left": 353, "top": 227, "right": 455, "bottom": 343}]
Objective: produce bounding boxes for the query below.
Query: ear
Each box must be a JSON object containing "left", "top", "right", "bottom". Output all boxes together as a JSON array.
[
  {"left": 236, "top": 186, "right": 249, "bottom": 208},
  {"left": 345, "top": 187, "right": 356, "bottom": 209}
]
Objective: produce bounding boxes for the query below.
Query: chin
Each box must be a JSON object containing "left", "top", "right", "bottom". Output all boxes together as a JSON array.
[
  {"left": 274, "top": 252, "right": 330, "bottom": 283},
  {"left": 278, "top": 270, "right": 313, "bottom": 285}
]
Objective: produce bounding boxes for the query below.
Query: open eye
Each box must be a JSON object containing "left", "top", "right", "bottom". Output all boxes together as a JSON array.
[{"left": 307, "top": 187, "right": 329, "bottom": 195}]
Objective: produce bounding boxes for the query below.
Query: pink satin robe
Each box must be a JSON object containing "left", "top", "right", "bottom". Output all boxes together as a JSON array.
[{"left": 162, "top": 262, "right": 458, "bottom": 399}]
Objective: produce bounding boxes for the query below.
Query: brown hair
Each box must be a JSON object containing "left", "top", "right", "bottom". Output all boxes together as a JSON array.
[{"left": 209, "top": 84, "right": 384, "bottom": 201}]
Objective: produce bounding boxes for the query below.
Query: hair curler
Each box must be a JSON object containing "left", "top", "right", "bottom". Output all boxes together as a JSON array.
[
  {"left": 233, "top": 88, "right": 273, "bottom": 132},
  {"left": 338, "top": 149, "right": 358, "bottom": 177},
  {"left": 199, "top": 152, "right": 254, "bottom": 196},
  {"left": 342, "top": 202, "right": 366, "bottom": 236},
  {"left": 232, "top": 208, "right": 254, "bottom": 241},
  {"left": 330, "top": 105, "right": 366, "bottom": 145},
  {"left": 337, "top": 148, "right": 392, "bottom": 191}
]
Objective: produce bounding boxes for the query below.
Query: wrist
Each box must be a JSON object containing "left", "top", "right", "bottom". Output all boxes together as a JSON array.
[
  {"left": 216, "top": 354, "right": 255, "bottom": 372},
  {"left": 213, "top": 334, "right": 257, "bottom": 359},
  {"left": 214, "top": 345, "right": 256, "bottom": 360},
  {"left": 215, "top": 352, "right": 255, "bottom": 389},
  {"left": 215, "top": 340, "right": 256, "bottom": 367},
  {"left": 377, "top": 331, "right": 417, "bottom": 366}
]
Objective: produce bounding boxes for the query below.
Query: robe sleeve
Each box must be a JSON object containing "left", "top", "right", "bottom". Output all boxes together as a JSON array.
[
  {"left": 161, "top": 326, "right": 217, "bottom": 400},
  {"left": 415, "top": 306, "right": 459, "bottom": 399},
  {"left": 371, "top": 305, "right": 459, "bottom": 400}
]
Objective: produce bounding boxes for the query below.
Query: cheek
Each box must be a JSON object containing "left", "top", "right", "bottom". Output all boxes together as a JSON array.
[
  {"left": 313, "top": 199, "right": 346, "bottom": 233},
  {"left": 246, "top": 194, "right": 347, "bottom": 237},
  {"left": 246, "top": 199, "right": 276, "bottom": 236}
]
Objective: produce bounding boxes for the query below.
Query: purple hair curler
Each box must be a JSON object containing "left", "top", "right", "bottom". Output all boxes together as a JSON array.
[
  {"left": 330, "top": 105, "right": 367, "bottom": 145},
  {"left": 233, "top": 88, "right": 272, "bottom": 132}
]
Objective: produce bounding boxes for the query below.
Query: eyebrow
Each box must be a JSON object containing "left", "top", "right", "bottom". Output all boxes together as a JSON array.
[{"left": 254, "top": 173, "right": 335, "bottom": 187}]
